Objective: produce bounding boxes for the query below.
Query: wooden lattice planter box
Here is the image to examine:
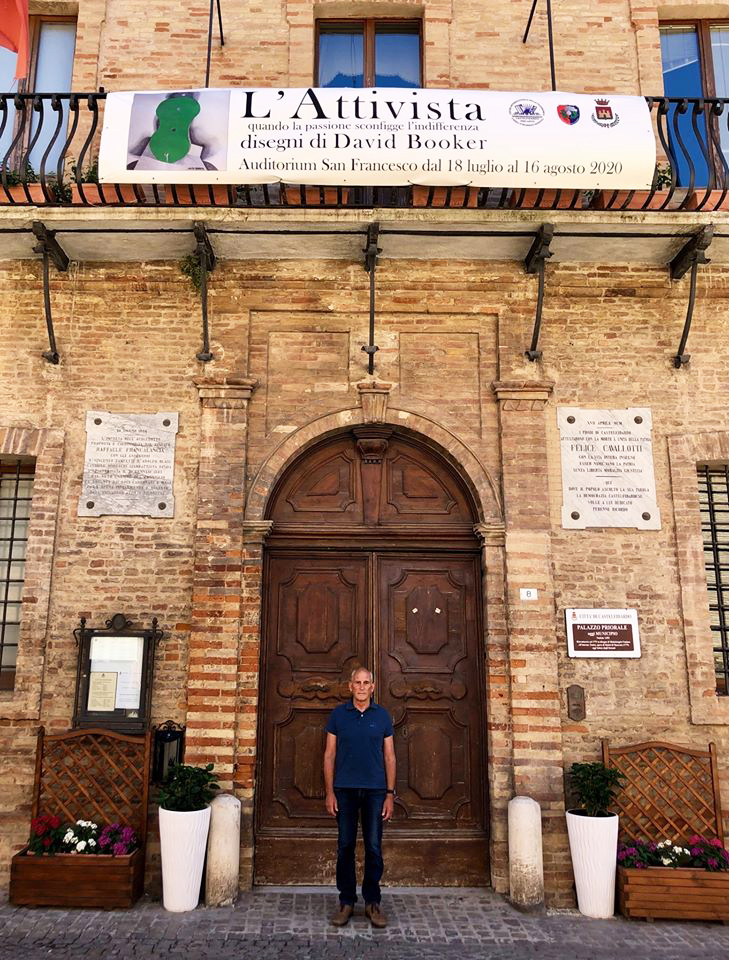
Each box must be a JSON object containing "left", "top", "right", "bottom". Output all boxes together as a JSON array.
[
  {"left": 10, "top": 848, "right": 144, "bottom": 909},
  {"left": 8, "top": 726, "right": 151, "bottom": 909},
  {"left": 618, "top": 866, "right": 729, "bottom": 922}
]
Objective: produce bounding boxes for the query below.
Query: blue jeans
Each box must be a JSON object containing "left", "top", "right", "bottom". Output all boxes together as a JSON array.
[{"left": 334, "top": 788, "right": 386, "bottom": 905}]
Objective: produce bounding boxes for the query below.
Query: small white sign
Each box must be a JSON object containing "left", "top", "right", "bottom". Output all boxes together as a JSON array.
[
  {"left": 520, "top": 588, "right": 539, "bottom": 601},
  {"left": 565, "top": 608, "right": 641, "bottom": 658}
]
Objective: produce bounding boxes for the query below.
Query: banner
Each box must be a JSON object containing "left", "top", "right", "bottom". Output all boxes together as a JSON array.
[{"left": 99, "top": 87, "right": 656, "bottom": 189}]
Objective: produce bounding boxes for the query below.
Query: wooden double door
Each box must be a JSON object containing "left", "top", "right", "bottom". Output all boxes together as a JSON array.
[{"left": 254, "top": 431, "right": 488, "bottom": 885}]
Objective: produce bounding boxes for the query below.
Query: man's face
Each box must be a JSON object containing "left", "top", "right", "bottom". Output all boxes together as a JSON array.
[{"left": 349, "top": 670, "right": 374, "bottom": 704}]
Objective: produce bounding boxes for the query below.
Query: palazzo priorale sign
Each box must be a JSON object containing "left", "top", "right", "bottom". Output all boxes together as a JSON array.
[{"left": 99, "top": 88, "right": 656, "bottom": 189}]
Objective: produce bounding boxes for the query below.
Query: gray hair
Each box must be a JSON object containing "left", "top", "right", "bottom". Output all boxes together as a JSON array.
[{"left": 350, "top": 667, "right": 373, "bottom": 682}]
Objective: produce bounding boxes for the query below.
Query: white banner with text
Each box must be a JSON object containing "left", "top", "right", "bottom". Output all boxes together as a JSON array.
[{"left": 99, "top": 87, "right": 656, "bottom": 189}]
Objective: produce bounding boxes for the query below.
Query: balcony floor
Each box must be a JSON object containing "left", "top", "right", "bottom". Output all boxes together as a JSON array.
[{"left": 1, "top": 206, "right": 728, "bottom": 265}]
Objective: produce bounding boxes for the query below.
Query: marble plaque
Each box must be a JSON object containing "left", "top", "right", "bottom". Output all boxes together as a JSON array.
[
  {"left": 565, "top": 608, "right": 641, "bottom": 658},
  {"left": 78, "top": 411, "right": 178, "bottom": 517},
  {"left": 558, "top": 407, "right": 660, "bottom": 529}
]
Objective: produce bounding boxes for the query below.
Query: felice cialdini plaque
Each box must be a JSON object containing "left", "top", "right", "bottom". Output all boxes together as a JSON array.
[
  {"left": 78, "top": 412, "right": 178, "bottom": 517},
  {"left": 565, "top": 608, "right": 641, "bottom": 659},
  {"left": 558, "top": 407, "right": 661, "bottom": 530}
]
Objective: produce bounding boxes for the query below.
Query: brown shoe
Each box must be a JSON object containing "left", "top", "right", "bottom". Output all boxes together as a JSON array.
[
  {"left": 330, "top": 903, "right": 354, "bottom": 927},
  {"left": 365, "top": 902, "right": 387, "bottom": 928}
]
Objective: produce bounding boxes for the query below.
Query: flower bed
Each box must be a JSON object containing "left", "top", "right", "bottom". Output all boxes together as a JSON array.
[
  {"left": 617, "top": 866, "right": 729, "bottom": 922},
  {"left": 9, "top": 816, "right": 144, "bottom": 909},
  {"left": 617, "top": 836, "right": 729, "bottom": 921},
  {"left": 10, "top": 847, "right": 145, "bottom": 909}
]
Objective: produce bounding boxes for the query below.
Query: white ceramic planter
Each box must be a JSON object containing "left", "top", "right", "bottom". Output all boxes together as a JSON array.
[
  {"left": 159, "top": 806, "right": 211, "bottom": 912},
  {"left": 566, "top": 810, "right": 619, "bottom": 918}
]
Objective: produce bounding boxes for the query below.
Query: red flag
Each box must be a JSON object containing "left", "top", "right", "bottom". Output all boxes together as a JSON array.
[{"left": 0, "top": 0, "right": 30, "bottom": 80}]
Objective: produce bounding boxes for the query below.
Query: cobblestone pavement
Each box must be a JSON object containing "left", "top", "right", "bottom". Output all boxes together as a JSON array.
[{"left": 2, "top": 887, "right": 729, "bottom": 960}]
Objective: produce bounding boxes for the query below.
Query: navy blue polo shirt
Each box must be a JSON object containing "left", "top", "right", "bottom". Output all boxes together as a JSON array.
[{"left": 325, "top": 700, "right": 394, "bottom": 789}]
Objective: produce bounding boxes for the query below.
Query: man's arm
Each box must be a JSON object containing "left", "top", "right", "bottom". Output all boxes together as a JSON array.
[
  {"left": 324, "top": 731, "right": 338, "bottom": 816},
  {"left": 382, "top": 735, "right": 396, "bottom": 821}
]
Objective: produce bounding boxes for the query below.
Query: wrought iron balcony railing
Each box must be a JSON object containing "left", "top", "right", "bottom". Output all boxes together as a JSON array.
[{"left": 2, "top": 92, "right": 729, "bottom": 211}]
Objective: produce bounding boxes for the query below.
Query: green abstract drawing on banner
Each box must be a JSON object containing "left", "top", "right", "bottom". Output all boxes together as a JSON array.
[{"left": 149, "top": 97, "right": 201, "bottom": 164}]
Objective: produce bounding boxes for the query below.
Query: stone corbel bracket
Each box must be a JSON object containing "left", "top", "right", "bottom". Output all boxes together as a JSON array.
[
  {"left": 356, "top": 380, "right": 393, "bottom": 423},
  {"left": 492, "top": 380, "right": 554, "bottom": 411},
  {"left": 194, "top": 377, "right": 258, "bottom": 409}
]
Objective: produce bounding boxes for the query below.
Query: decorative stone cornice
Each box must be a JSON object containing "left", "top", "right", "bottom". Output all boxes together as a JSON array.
[
  {"left": 356, "top": 380, "right": 393, "bottom": 423},
  {"left": 195, "top": 377, "right": 258, "bottom": 409},
  {"left": 491, "top": 380, "right": 554, "bottom": 411},
  {"left": 242, "top": 519, "right": 274, "bottom": 543},
  {"left": 474, "top": 521, "right": 506, "bottom": 547}
]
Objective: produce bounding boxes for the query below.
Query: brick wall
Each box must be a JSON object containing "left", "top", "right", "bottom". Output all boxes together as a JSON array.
[
  {"left": 1, "top": 255, "right": 729, "bottom": 904},
  {"left": 62, "top": 0, "right": 667, "bottom": 96}
]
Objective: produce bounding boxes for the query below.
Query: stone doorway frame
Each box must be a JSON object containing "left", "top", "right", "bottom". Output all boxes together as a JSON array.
[{"left": 242, "top": 386, "right": 510, "bottom": 893}]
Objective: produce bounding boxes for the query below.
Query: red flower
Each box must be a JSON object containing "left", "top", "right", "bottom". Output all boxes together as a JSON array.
[
  {"left": 33, "top": 821, "right": 47, "bottom": 836},
  {"left": 42, "top": 836, "right": 51, "bottom": 849},
  {"left": 49, "top": 815, "right": 61, "bottom": 829}
]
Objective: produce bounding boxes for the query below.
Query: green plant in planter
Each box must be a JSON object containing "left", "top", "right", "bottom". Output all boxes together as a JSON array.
[
  {"left": 1, "top": 161, "right": 38, "bottom": 185},
  {"left": 71, "top": 158, "right": 99, "bottom": 184},
  {"left": 156, "top": 762, "right": 219, "bottom": 812},
  {"left": 569, "top": 761, "right": 624, "bottom": 817}
]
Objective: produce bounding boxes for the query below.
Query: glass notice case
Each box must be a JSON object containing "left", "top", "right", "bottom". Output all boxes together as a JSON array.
[{"left": 73, "top": 613, "right": 163, "bottom": 733}]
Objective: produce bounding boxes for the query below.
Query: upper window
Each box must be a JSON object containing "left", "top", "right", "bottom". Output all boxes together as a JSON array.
[
  {"left": 0, "top": 458, "right": 35, "bottom": 692},
  {"left": 697, "top": 465, "right": 729, "bottom": 696},
  {"left": 317, "top": 20, "right": 421, "bottom": 88},
  {"left": 0, "top": 17, "right": 76, "bottom": 175},
  {"left": 660, "top": 21, "right": 729, "bottom": 186}
]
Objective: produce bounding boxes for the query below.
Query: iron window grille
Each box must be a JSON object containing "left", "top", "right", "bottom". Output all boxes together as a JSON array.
[
  {"left": 0, "top": 458, "right": 34, "bottom": 691},
  {"left": 697, "top": 465, "right": 729, "bottom": 695}
]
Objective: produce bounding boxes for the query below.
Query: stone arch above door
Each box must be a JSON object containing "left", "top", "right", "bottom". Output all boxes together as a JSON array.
[{"left": 246, "top": 406, "right": 502, "bottom": 527}]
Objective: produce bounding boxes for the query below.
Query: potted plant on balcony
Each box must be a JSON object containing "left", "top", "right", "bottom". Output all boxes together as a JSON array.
[
  {"left": 157, "top": 762, "right": 219, "bottom": 912},
  {"left": 0, "top": 162, "right": 45, "bottom": 204},
  {"left": 565, "top": 761, "right": 624, "bottom": 918},
  {"left": 70, "top": 159, "right": 141, "bottom": 204},
  {"left": 617, "top": 835, "right": 729, "bottom": 920}
]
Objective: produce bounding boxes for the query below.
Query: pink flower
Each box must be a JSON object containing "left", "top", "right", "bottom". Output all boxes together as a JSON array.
[
  {"left": 708, "top": 858, "right": 719, "bottom": 869},
  {"left": 112, "top": 842, "right": 127, "bottom": 857},
  {"left": 691, "top": 846, "right": 702, "bottom": 856},
  {"left": 710, "top": 838, "right": 723, "bottom": 847}
]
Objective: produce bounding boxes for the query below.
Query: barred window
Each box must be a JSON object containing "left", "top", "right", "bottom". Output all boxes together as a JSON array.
[
  {"left": 0, "top": 458, "right": 35, "bottom": 691},
  {"left": 697, "top": 465, "right": 729, "bottom": 695}
]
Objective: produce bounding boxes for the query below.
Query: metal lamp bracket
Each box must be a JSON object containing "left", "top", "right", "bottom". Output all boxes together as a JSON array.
[
  {"left": 670, "top": 224, "right": 713, "bottom": 368},
  {"left": 361, "top": 222, "right": 381, "bottom": 375},
  {"left": 524, "top": 223, "right": 554, "bottom": 362},
  {"left": 194, "top": 221, "right": 216, "bottom": 363},
  {"left": 32, "top": 220, "right": 68, "bottom": 365}
]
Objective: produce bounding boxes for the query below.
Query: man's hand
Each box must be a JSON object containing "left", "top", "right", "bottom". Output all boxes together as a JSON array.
[
  {"left": 382, "top": 794, "right": 394, "bottom": 821},
  {"left": 326, "top": 790, "right": 338, "bottom": 816}
]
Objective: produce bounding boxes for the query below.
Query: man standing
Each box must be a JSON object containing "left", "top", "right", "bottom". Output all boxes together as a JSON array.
[{"left": 324, "top": 667, "right": 396, "bottom": 928}]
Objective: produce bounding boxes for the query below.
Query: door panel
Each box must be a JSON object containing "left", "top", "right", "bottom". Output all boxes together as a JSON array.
[
  {"left": 378, "top": 555, "right": 484, "bottom": 834},
  {"left": 257, "top": 554, "right": 368, "bottom": 834}
]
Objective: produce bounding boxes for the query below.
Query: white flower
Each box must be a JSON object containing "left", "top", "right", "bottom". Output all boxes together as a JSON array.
[
  {"left": 661, "top": 856, "right": 671, "bottom": 865},
  {"left": 76, "top": 840, "right": 87, "bottom": 852},
  {"left": 657, "top": 840, "right": 667, "bottom": 848},
  {"left": 672, "top": 846, "right": 683, "bottom": 854},
  {"left": 63, "top": 831, "right": 74, "bottom": 843},
  {"left": 88, "top": 839, "right": 96, "bottom": 847}
]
